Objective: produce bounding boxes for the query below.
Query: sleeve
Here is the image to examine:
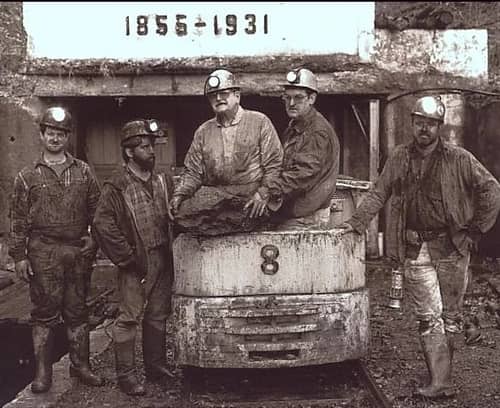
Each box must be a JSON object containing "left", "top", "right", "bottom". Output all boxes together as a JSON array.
[
  {"left": 467, "top": 154, "right": 500, "bottom": 236},
  {"left": 258, "top": 116, "right": 283, "bottom": 196},
  {"left": 8, "top": 172, "right": 30, "bottom": 262},
  {"left": 272, "top": 129, "right": 329, "bottom": 198},
  {"left": 84, "top": 164, "right": 101, "bottom": 227},
  {"left": 173, "top": 129, "right": 205, "bottom": 199},
  {"left": 92, "top": 184, "right": 135, "bottom": 268},
  {"left": 347, "top": 152, "right": 400, "bottom": 233}
]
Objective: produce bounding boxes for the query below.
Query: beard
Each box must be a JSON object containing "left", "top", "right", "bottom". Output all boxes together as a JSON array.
[
  {"left": 415, "top": 132, "right": 437, "bottom": 147},
  {"left": 134, "top": 155, "right": 155, "bottom": 171}
]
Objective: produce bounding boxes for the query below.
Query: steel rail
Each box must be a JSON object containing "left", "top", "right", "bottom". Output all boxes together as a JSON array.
[{"left": 351, "top": 359, "right": 393, "bottom": 408}]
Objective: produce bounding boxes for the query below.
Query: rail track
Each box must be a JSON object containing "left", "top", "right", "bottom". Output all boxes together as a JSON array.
[{"left": 181, "top": 360, "right": 393, "bottom": 408}]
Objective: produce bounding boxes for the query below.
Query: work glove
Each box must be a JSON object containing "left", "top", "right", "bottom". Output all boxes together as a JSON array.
[{"left": 15, "top": 259, "right": 33, "bottom": 282}]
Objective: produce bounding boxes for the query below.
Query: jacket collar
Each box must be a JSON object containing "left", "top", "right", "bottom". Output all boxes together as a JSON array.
[
  {"left": 35, "top": 151, "right": 75, "bottom": 168},
  {"left": 409, "top": 137, "right": 444, "bottom": 158}
]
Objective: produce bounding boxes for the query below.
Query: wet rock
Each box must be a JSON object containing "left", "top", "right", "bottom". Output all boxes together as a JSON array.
[{"left": 174, "top": 183, "right": 273, "bottom": 236}]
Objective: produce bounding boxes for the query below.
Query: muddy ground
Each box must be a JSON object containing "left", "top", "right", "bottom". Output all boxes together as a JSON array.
[{"left": 55, "top": 258, "right": 500, "bottom": 408}]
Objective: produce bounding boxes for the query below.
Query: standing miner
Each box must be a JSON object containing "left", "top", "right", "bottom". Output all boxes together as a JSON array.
[
  {"left": 340, "top": 95, "right": 500, "bottom": 398},
  {"left": 9, "top": 106, "right": 104, "bottom": 393},
  {"left": 266, "top": 68, "right": 340, "bottom": 229},
  {"left": 93, "top": 119, "right": 174, "bottom": 396},
  {"left": 169, "top": 68, "right": 283, "bottom": 219}
]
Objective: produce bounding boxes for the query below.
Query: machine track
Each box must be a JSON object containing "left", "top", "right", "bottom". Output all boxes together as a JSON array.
[{"left": 181, "top": 360, "right": 392, "bottom": 408}]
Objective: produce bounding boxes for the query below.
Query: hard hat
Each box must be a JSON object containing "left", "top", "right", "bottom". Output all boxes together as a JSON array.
[
  {"left": 204, "top": 69, "right": 240, "bottom": 95},
  {"left": 40, "top": 107, "right": 72, "bottom": 131},
  {"left": 412, "top": 96, "right": 445, "bottom": 122},
  {"left": 283, "top": 68, "right": 318, "bottom": 93},
  {"left": 121, "top": 119, "right": 163, "bottom": 145}
]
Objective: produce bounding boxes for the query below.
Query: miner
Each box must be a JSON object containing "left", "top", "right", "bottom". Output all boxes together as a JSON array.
[
  {"left": 93, "top": 119, "right": 174, "bottom": 396},
  {"left": 9, "top": 106, "right": 104, "bottom": 393},
  {"left": 339, "top": 95, "right": 500, "bottom": 398}
]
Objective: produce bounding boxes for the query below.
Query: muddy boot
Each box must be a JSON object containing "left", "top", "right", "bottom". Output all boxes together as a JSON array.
[
  {"left": 115, "top": 339, "right": 145, "bottom": 396},
  {"left": 416, "top": 333, "right": 455, "bottom": 399},
  {"left": 142, "top": 322, "right": 175, "bottom": 383},
  {"left": 67, "top": 324, "right": 104, "bottom": 386},
  {"left": 31, "top": 325, "right": 54, "bottom": 393}
]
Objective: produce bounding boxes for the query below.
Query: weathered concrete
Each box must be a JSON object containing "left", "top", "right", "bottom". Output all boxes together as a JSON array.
[{"left": 0, "top": 97, "right": 45, "bottom": 235}]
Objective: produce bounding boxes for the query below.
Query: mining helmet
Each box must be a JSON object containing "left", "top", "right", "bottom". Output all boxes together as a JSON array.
[
  {"left": 121, "top": 119, "right": 163, "bottom": 145},
  {"left": 412, "top": 96, "right": 445, "bottom": 122},
  {"left": 40, "top": 107, "right": 72, "bottom": 132},
  {"left": 204, "top": 69, "right": 240, "bottom": 95},
  {"left": 284, "top": 68, "right": 318, "bottom": 93}
]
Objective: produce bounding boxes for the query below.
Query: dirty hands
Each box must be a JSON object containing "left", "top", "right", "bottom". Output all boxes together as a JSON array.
[
  {"left": 244, "top": 191, "right": 269, "bottom": 218},
  {"left": 336, "top": 222, "right": 355, "bottom": 235},
  {"left": 168, "top": 196, "right": 185, "bottom": 221},
  {"left": 80, "top": 235, "right": 97, "bottom": 258},
  {"left": 15, "top": 259, "right": 33, "bottom": 282}
]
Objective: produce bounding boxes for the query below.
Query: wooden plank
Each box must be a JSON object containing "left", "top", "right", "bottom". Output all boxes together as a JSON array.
[{"left": 367, "top": 99, "right": 380, "bottom": 258}]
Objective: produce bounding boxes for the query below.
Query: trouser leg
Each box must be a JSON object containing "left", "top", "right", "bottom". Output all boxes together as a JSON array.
[
  {"left": 112, "top": 266, "right": 146, "bottom": 396},
  {"left": 404, "top": 243, "right": 454, "bottom": 398},
  {"left": 142, "top": 249, "right": 173, "bottom": 382},
  {"left": 62, "top": 247, "right": 104, "bottom": 386},
  {"left": 27, "top": 239, "right": 63, "bottom": 393},
  {"left": 436, "top": 251, "right": 471, "bottom": 335}
]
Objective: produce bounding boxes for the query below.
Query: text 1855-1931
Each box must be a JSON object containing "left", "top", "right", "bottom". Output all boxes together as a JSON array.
[{"left": 125, "top": 14, "right": 269, "bottom": 37}]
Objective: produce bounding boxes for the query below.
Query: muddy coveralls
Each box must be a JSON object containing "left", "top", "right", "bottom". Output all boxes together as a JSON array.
[
  {"left": 268, "top": 107, "right": 340, "bottom": 230},
  {"left": 9, "top": 154, "right": 103, "bottom": 392},
  {"left": 172, "top": 106, "right": 283, "bottom": 208},
  {"left": 347, "top": 140, "right": 500, "bottom": 398},
  {"left": 93, "top": 166, "right": 174, "bottom": 394}
]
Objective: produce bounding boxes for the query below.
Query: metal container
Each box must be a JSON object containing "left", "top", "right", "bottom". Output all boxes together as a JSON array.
[
  {"left": 172, "top": 229, "right": 369, "bottom": 368},
  {"left": 388, "top": 268, "right": 403, "bottom": 309}
]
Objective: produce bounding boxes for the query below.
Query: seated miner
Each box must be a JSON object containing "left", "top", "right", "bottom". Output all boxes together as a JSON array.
[
  {"left": 266, "top": 68, "right": 340, "bottom": 230},
  {"left": 93, "top": 119, "right": 175, "bottom": 396},
  {"left": 169, "top": 68, "right": 283, "bottom": 235},
  {"left": 339, "top": 95, "right": 500, "bottom": 399}
]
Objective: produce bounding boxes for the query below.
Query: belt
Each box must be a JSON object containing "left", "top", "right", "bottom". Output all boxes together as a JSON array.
[
  {"left": 32, "top": 234, "right": 83, "bottom": 247},
  {"left": 406, "top": 229, "right": 448, "bottom": 245}
]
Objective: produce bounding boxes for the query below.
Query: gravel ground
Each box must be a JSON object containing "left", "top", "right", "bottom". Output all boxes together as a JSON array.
[{"left": 55, "top": 259, "right": 500, "bottom": 408}]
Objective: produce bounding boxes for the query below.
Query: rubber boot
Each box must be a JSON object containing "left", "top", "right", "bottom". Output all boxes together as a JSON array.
[
  {"left": 67, "top": 324, "right": 104, "bottom": 386},
  {"left": 115, "top": 339, "right": 145, "bottom": 396},
  {"left": 142, "top": 322, "right": 175, "bottom": 383},
  {"left": 31, "top": 325, "right": 54, "bottom": 393},
  {"left": 416, "top": 333, "right": 455, "bottom": 398}
]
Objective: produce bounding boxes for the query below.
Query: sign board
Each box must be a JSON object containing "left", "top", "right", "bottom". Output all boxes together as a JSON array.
[{"left": 23, "top": 2, "right": 375, "bottom": 59}]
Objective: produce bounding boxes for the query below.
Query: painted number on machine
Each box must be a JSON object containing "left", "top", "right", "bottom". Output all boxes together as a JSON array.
[{"left": 125, "top": 14, "right": 269, "bottom": 37}]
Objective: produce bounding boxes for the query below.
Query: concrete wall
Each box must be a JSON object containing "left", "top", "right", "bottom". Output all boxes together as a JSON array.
[{"left": 0, "top": 98, "right": 43, "bottom": 235}]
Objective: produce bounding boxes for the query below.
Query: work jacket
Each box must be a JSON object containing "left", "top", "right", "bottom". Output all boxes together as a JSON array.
[
  {"left": 9, "top": 153, "right": 100, "bottom": 262},
  {"left": 92, "top": 166, "right": 173, "bottom": 276},
  {"left": 173, "top": 107, "right": 283, "bottom": 199},
  {"left": 348, "top": 141, "right": 500, "bottom": 263},
  {"left": 269, "top": 107, "right": 340, "bottom": 218}
]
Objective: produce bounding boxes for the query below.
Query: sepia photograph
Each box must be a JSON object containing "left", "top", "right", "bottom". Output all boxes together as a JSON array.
[{"left": 1, "top": 2, "right": 500, "bottom": 407}]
